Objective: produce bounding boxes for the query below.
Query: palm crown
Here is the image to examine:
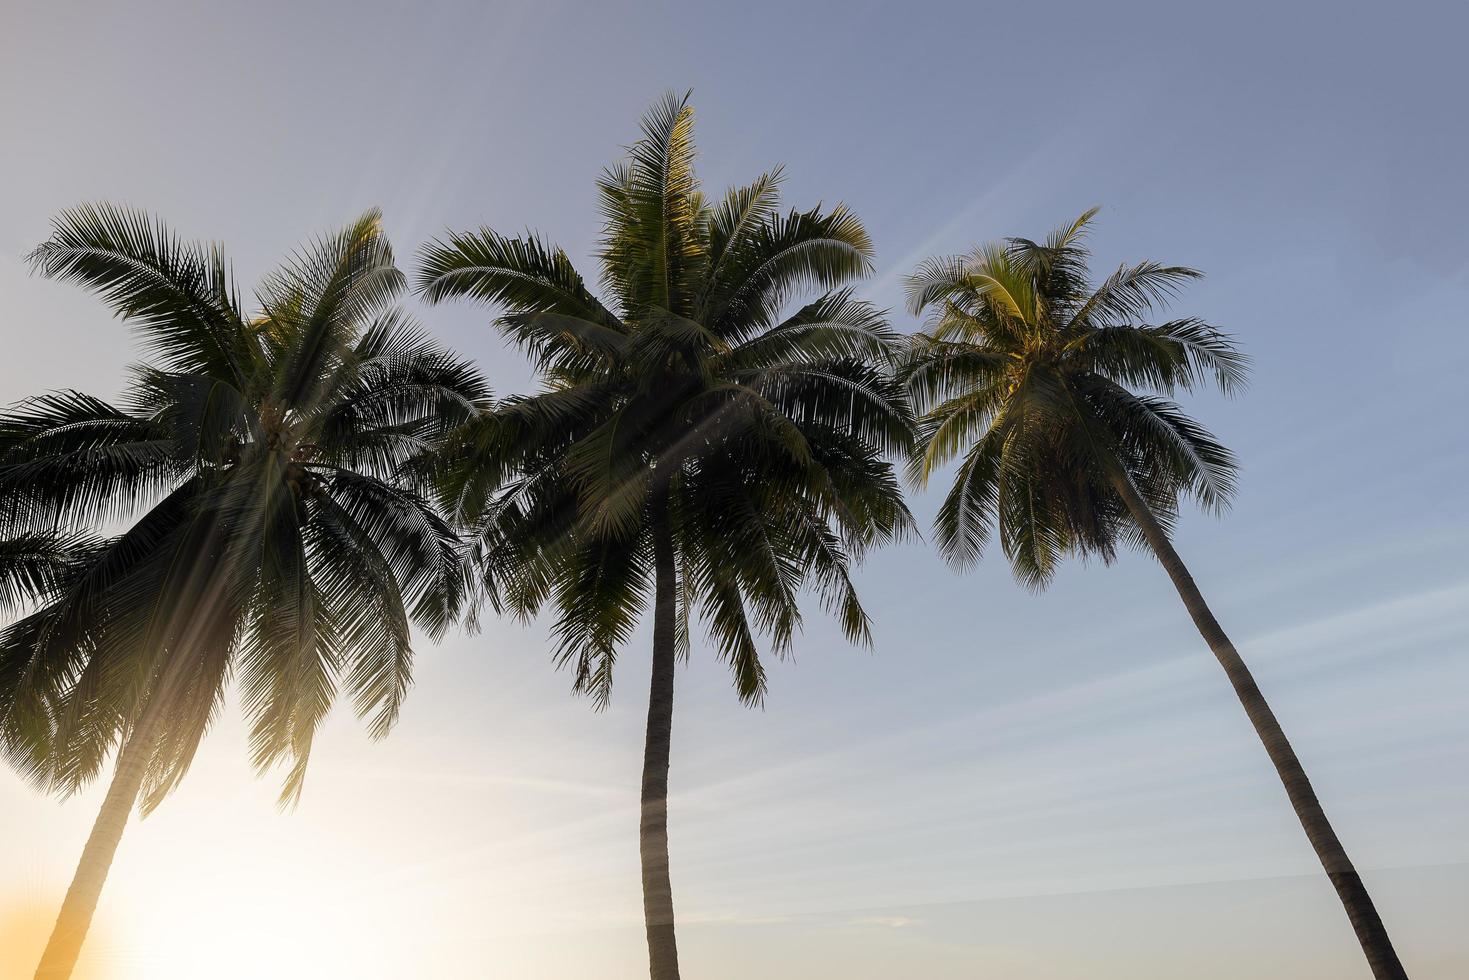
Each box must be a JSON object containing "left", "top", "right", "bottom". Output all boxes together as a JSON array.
[
  {"left": 1, "top": 206, "right": 487, "bottom": 809},
  {"left": 417, "top": 93, "right": 914, "bottom": 706},
  {"left": 903, "top": 207, "right": 1248, "bottom": 587}
]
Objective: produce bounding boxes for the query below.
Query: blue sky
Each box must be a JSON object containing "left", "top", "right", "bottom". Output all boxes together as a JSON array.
[{"left": 2, "top": 1, "right": 1467, "bottom": 977}]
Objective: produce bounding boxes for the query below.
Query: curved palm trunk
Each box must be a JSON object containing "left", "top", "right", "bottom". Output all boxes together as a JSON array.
[
  {"left": 1108, "top": 470, "right": 1407, "bottom": 980},
  {"left": 34, "top": 698, "right": 162, "bottom": 980},
  {"left": 640, "top": 493, "right": 681, "bottom": 980}
]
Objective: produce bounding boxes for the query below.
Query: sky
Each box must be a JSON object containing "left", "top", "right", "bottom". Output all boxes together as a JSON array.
[{"left": 2, "top": 0, "right": 1467, "bottom": 977}]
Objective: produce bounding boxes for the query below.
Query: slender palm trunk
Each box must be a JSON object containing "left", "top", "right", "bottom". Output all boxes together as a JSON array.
[
  {"left": 640, "top": 488, "right": 681, "bottom": 980},
  {"left": 1108, "top": 470, "right": 1407, "bottom": 979},
  {"left": 34, "top": 696, "right": 163, "bottom": 980}
]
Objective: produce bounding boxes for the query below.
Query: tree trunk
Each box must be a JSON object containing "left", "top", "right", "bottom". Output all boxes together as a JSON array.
[
  {"left": 1108, "top": 470, "right": 1408, "bottom": 980},
  {"left": 639, "top": 489, "right": 681, "bottom": 980},
  {"left": 34, "top": 698, "right": 162, "bottom": 980}
]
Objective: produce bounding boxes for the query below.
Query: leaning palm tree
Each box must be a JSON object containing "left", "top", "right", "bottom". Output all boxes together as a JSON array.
[
  {"left": 416, "top": 93, "right": 913, "bottom": 980},
  {"left": 1, "top": 205, "right": 487, "bottom": 980},
  {"left": 902, "top": 209, "right": 1407, "bottom": 979}
]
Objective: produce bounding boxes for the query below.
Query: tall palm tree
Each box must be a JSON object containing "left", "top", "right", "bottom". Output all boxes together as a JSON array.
[
  {"left": 415, "top": 93, "right": 913, "bottom": 980},
  {"left": 1, "top": 205, "right": 488, "bottom": 979},
  {"left": 902, "top": 209, "right": 1407, "bottom": 979}
]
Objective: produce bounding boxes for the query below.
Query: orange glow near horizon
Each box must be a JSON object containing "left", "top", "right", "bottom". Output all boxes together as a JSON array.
[
  {"left": 0, "top": 872, "right": 462, "bottom": 980},
  {"left": 1, "top": 899, "right": 105, "bottom": 980}
]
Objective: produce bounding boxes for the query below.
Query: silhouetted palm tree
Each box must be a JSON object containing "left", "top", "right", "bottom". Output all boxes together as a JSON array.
[
  {"left": 416, "top": 93, "right": 913, "bottom": 980},
  {"left": 902, "top": 209, "right": 1407, "bottom": 980},
  {"left": 2, "top": 205, "right": 487, "bottom": 979}
]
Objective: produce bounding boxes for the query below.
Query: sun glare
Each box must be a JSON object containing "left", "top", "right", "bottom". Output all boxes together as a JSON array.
[
  {"left": 0, "top": 898, "right": 116, "bottom": 980},
  {"left": 0, "top": 865, "right": 408, "bottom": 980}
]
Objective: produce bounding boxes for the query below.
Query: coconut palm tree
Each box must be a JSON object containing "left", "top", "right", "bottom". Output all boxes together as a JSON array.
[
  {"left": 901, "top": 208, "right": 1407, "bottom": 979},
  {"left": 1, "top": 205, "right": 488, "bottom": 979},
  {"left": 415, "top": 93, "right": 913, "bottom": 980}
]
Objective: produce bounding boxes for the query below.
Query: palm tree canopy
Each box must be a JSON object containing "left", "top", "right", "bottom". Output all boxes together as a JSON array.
[
  {"left": 416, "top": 92, "right": 914, "bottom": 706},
  {"left": 0, "top": 205, "right": 489, "bottom": 810},
  {"left": 903, "top": 207, "right": 1249, "bottom": 588}
]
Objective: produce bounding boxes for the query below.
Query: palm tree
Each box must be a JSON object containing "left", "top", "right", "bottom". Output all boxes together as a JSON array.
[
  {"left": 901, "top": 208, "right": 1407, "bottom": 979},
  {"left": 415, "top": 93, "right": 913, "bottom": 980},
  {"left": 2, "top": 205, "right": 488, "bottom": 979}
]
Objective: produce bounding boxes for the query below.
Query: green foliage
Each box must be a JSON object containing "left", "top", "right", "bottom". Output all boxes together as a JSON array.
[
  {"left": 417, "top": 93, "right": 914, "bottom": 707},
  {"left": 1, "top": 206, "right": 489, "bottom": 810},
  {"left": 902, "top": 209, "right": 1248, "bottom": 588}
]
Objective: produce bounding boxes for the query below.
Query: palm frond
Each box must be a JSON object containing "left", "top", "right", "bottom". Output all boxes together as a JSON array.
[
  {"left": 0, "top": 390, "right": 184, "bottom": 532},
  {"left": 706, "top": 204, "right": 873, "bottom": 342},
  {"left": 597, "top": 90, "right": 704, "bottom": 317},
  {"left": 0, "top": 531, "right": 100, "bottom": 618},
  {"left": 28, "top": 203, "right": 251, "bottom": 384},
  {"left": 416, "top": 228, "right": 620, "bottom": 330},
  {"left": 261, "top": 210, "right": 407, "bottom": 414}
]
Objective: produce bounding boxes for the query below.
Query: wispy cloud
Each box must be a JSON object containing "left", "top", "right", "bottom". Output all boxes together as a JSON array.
[{"left": 849, "top": 915, "right": 919, "bottom": 929}]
